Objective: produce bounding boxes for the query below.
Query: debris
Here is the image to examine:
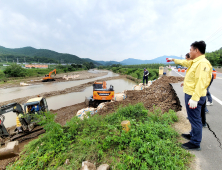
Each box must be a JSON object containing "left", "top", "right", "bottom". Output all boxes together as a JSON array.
[
  {"left": 113, "top": 92, "right": 127, "bottom": 101},
  {"left": 81, "top": 161, "right": 96, "bottom": 170},
  {"left": 64, "top": 159, "right": 70, "bottom": 165},
  {"left": 20, "top": 82, "right": 30, "bottom": 86},
  {"left": 63, "top": 75, "right": 80, "bottom": 80},
  {"left": 76, "top": 107, "right": 97, "bottom": 119},
  {"left": 97, "top": 164, "right": 110, "bottom": 170},
  {"left": 97, "top": 103, "right": 106, "bottom": 111}
]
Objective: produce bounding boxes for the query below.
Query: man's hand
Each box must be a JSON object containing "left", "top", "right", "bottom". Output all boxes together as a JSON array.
[
  {"left": 188, "top": 99, "right": 198, "bottom": 109},
  {"left": 166, "top": 58, "right": 174, "bottom": 62},
  {"left": 145, "top": 73, "right": 149, "bottom": 76},
  {"left": 181, "top": 83, "right": 184, "bottom": 87}
]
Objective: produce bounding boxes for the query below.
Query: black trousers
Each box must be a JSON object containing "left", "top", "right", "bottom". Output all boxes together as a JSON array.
[{"left": 143, "top": 76, "right": 148, "bottom": 84}]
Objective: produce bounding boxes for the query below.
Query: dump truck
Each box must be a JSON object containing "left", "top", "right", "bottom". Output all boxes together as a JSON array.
[
  {"left": 0, "top": 96, "right": 48, "bottom": 160},
  {"left": 85, "top": 81, "right": 114, "bottom": 107},
  {"left": 42, "top": 69, "right": 56, "bottom": 82}
]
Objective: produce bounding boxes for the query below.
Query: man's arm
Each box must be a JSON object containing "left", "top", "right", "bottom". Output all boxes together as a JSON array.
[
  {"left": 191, "top": 63, "right": 211, "bottom": 101},
  {"left": 174, "top": 59, "right": 192, "bottom": 68},
  {"left": 145, "top": 71, "right": 149, "bottom": 76}
]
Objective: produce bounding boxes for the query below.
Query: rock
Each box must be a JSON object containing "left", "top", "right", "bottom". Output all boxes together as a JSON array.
[
  {"left": 64, "top": 159, "right": 70, "bottom": 165},
  {"left": 97, "top": 164, "right": 110, "bottom": 170},
  {"left": 81, "top": 161, "right": 96, "bottom": 170}
]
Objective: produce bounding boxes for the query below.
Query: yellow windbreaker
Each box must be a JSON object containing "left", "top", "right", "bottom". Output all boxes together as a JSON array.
[{"left": 174, "top": 55, "right": 212, "bottom": 101}]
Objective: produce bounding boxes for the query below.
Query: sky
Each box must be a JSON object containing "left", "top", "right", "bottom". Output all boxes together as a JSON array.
[{"left": 0, "top": 0, "right": 222, "bottom": 61}]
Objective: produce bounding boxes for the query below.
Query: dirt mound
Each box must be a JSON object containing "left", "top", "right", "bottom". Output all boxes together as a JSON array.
[{"left": 97, "top": 76, "right": 184, "bottom": 116}]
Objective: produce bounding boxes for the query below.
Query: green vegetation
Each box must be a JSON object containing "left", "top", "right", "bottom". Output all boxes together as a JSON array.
[
  {"left": 206, "top": 47, "right": 222, "bottom": 66},
  {"left": 98, "top": 64, "right": 159, "bottom": 81},
  {"left": 0, "top": 63, "right": 95, "bottom": 80},
  {"left": 0, "top": 46, "right": 101, "bottom": 65},
  {"left": 8, "top": 103, "right": 192, "bottom": 170}
]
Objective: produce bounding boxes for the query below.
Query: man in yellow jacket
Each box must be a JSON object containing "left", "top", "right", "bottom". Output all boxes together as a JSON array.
[{"left": 168, "top": 41, "right": 212, "bottom": 150}]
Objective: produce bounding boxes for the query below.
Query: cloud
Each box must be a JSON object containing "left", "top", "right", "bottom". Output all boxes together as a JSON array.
[{"left": 0, "top": 0, "right": 221, "bottom": 61}]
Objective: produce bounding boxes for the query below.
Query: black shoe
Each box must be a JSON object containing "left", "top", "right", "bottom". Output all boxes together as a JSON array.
[
  {"left": 181, "top": 134, "right": 191, "bottom": 140},
  {"left": 181, "top": 142, "right": 201, "bottom": 151},
  {"left": 202, "top": 123, "right": 207, "bottom": 128}
]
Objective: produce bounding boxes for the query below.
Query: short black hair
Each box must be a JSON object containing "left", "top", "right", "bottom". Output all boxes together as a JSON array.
[
  {"left": 186, "top": 53, "right": 190, "bottom": 58},
  {"left": 191, "top": 41, "right": 206, "bottom": 54}
]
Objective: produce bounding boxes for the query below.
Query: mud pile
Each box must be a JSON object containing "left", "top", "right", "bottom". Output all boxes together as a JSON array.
[{"left": 97, "top": 76, "right": 184, "bottom": 116}]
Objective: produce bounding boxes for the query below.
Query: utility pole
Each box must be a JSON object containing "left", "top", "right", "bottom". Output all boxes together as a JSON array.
[
  {"left": 17, "top": 57, "right": 19, "bottom": 63},
  {"left": 24, "top": 57, "right": 26, "bottom": 63}
]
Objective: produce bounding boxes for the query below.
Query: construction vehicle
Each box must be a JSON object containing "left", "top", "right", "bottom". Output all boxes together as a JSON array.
[
  {"left": 42, "top": 69, "right": 56, "bottom": 82},
  {"left": 0, "top": 96, "right": 48, "bottom": 160},
  {"left": 85, "top": 81, "right": 114, "bottom": 107}
]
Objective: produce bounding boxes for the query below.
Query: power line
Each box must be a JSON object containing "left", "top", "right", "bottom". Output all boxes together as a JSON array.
[
  {"left": 206, "top": 24, "right": 222, "bottom": 42},
  {"left": 207, "top": 32, "right": 222, "bottom": 44}
]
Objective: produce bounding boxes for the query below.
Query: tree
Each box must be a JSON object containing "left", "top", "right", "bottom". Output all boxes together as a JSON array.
[{"left": 4, "top": 64, "right": 26, "bottom": 77}]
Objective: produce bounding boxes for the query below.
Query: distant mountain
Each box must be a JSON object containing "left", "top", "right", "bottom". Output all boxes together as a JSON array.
[
  {"left": 120, "top": 56, "right": 183, "bottom": 65},
  {"left": 0, "top": 46, "right": 101, "bottom": 65},
  {"left": 96, "top": 60, "right": 121, "bottom": 66}
]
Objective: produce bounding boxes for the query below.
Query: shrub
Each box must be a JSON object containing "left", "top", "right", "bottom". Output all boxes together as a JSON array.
[{"left": 3, "top": 64, "right": 26, "bottom": 77}]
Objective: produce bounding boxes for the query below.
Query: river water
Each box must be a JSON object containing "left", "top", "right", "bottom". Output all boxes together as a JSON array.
[
  {"left": 0, "top": 70, "right": 118, "bottom": 103},
  {"left": 2, "top": 70, "right": 136, "bottom": 127}
]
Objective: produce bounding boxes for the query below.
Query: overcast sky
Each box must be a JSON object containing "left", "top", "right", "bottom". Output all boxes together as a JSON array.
[{"left": 0, "top": 0, "right": 222, "bottom": 61}]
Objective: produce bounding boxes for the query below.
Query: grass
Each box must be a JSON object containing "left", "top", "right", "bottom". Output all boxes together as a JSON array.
[{"left": 7, "top": 103, "right": 192, "bottom": 170}]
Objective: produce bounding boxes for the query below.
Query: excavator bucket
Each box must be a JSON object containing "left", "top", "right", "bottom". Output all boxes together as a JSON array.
[{"left": 0, "top": 141, "right": 19, "bottom": 160}]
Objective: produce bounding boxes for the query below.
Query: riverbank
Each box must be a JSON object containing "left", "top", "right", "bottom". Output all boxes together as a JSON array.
[{"left": 0, "top": 70, "right": 108, "bottom": 89}]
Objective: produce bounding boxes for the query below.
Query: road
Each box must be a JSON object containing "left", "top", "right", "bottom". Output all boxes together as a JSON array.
[{"left": 170, "top": 69, "right": 222, "bottom": 170}]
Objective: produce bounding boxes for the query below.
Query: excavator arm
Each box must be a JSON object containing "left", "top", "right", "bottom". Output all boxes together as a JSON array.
[
  {"left": 0, "top": 103, "right": 24, "bottom": 138},
  {"left": 48, "top": 69, "right": 56, "bottom": 77}
]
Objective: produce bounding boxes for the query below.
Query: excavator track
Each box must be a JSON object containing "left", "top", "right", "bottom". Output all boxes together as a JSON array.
[{"left": 1, "top": 126, "right": 45, "bottom": 145}]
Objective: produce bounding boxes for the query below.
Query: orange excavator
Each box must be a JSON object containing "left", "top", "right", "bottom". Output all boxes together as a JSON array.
[
  {"left": 85, "top": 81, "right": 114, "bottom": 107},
  {"left": 42, "top": 69, "right": 56, "bottom": 82}
]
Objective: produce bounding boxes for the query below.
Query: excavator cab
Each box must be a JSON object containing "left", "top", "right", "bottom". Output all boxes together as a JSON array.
[
  {"left": 24, "top": 97, "right": 48, "bottom": 114},
  {"left": 85, "top": 81, "right": 114, "bottom": 107}
]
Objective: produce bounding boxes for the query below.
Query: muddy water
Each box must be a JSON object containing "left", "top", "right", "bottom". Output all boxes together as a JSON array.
[
  {"left": 3, "top": 74, "right": 135, "bottom": 128},
  {"left": 0, "top": 70, "right": 118, "bottom": 103},
  {"left": 47, "top": 78, "right": 136, "bottom": 110}
]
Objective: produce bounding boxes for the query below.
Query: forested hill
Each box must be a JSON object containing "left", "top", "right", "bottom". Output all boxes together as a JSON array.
[{"left": 0, "top": 46, "right": 101, "bottom": 65}]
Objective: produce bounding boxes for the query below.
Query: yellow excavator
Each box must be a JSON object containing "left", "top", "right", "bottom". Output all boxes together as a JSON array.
[
  {"left": 0, "top": 96, "right": 48, "bottom": 160},
  {"left": 85, "top": 81, "right": 114, "bottom": 107},
  {"left": 42, "top": 69, "right": 56, "bottom": 82}
]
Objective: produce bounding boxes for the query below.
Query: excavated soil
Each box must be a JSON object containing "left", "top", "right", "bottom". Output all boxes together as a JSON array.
[{"left": 0, "top": 70, "right": 108, "bottom": 89}]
